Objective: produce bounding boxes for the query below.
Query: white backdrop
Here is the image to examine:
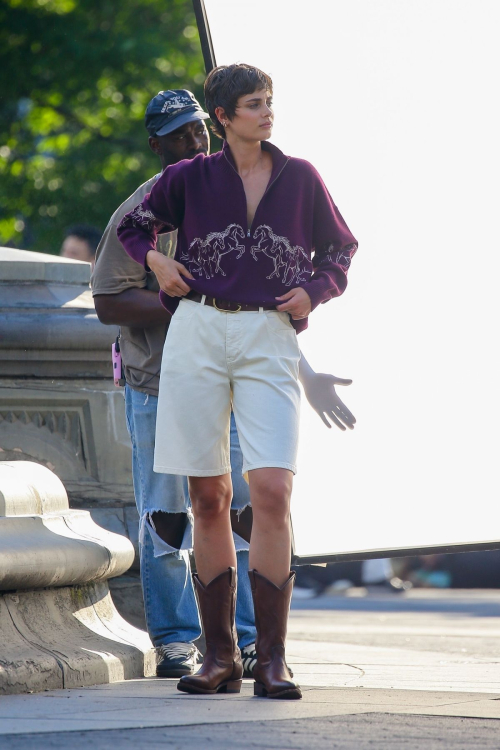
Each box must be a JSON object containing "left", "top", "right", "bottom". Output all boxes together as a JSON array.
[{"left": 203, "top": 0, "right": 500, "bottom": 558}]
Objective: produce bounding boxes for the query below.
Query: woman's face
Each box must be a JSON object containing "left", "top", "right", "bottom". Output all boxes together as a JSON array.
[{"left": 224, "top": 88, "right": 274, "bottom": 141}]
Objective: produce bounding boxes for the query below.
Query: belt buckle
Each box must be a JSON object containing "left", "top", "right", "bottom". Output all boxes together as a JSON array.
[{"left": 213, "top": 298, "right": 242, "bottom": 313}]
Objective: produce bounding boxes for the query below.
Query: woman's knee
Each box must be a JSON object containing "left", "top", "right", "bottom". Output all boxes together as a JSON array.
[
  {"left": 250, "top": 472, "right": 292, "bottom": 525},
  {"left": 255, "top": 498, "right": 290, "bottom": 527},
  {"left": 189, "top": 476, "right": 232, "bottom": 522}
]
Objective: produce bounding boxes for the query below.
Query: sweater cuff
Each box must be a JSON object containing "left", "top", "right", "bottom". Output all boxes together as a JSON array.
[
  {"left": 128, "top": 239, "right": 153, "bottom": 271},
  {"left": 304, "top": 279, "right": 333, "bottom": 311},
  {"left": 305, "top": 272, "right": 347, "bottom": 311},
  {"left": 116, "top": 226, "right": 154, "bottom": 270},
  {"left": 135, "top": 241, "right": 154, "bottom": 271}
]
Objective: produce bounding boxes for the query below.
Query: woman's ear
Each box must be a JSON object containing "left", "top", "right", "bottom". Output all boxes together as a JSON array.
[{"left": 214, "top": 106, "right": 228, "bottom": 126}]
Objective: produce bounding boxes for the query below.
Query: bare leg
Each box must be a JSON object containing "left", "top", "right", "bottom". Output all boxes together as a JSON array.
[
  {"left": 248, "top": 468, "right": 293, "bottom": 587},
  {"left": 189, "top": 474, "right": 236, "bottom": 585}
]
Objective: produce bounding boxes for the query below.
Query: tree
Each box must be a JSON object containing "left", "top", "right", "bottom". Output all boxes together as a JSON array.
[{"left": 0, "top": 0, "right": 206, "bottom": 254}]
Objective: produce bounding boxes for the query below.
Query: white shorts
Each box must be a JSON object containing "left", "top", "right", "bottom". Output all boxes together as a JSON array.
[{"left": 154, "top": 298, "right": 301, "bottom": 477}]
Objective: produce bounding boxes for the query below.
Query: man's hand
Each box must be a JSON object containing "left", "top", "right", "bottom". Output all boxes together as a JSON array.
[
  {"left": 146, "top": 251, "right": 193, "bottom": 297},
  {"left": 275, "top": 287, "right": 312, "bottom": 319},
  {"left": 298, "top": 353, "right": 356, "bottom": 431},
  {"left": 304, "top": 373, "right": 356, "bottom": 430}
]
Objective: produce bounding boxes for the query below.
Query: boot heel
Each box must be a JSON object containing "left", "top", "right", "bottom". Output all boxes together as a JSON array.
[
  {"left": 254, "top": 682, "right": 267, "bottom": 697},
  {"left": 218, "top": 679, "right": 242, "bottom": 694}
]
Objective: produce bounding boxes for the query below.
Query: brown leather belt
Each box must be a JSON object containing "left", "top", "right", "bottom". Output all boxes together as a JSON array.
[{"left": 185, "top": 290, "right": 276, "bottom": 313}]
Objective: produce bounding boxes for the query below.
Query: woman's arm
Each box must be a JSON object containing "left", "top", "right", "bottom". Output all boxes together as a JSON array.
[
  {"left": 304, "top": 168, "right": 358, "bottom": 312},
  {"left": 117, "top": 164, "right": 185, "bottom": 269}
]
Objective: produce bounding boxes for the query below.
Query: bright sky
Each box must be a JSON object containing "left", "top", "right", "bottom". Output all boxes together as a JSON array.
[{"left": 204, "top": 0, "right": 500, "bottom": 558}]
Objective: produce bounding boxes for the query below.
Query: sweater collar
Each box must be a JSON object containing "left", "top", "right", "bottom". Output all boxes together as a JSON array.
[{"left": 221, "top": 139, "right": 288, "bottom": 184}]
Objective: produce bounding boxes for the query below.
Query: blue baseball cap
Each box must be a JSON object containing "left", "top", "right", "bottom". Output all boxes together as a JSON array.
[{"left": 145, "top": 89, "right": 209, "bottom": 137}]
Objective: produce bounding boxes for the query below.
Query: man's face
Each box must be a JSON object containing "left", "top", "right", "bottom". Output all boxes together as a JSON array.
[
  {"left": 60, "top": 235, "right": 94, "bottom": 265},
  {"left": 149, "top": 120, "right": 209, "bottom": 167}
]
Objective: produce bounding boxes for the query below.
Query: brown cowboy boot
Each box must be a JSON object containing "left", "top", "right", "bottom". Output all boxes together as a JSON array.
[
  {"left": 249, "top": 569, "right": 302, "bottom": 700},
  {"left": 177, "top": 567, "right": 243, "bottom": 695}
]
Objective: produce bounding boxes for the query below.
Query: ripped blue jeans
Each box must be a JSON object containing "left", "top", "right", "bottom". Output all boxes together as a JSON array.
[{"left": 125, "top": 385, "right": 256, "bottom": 649}]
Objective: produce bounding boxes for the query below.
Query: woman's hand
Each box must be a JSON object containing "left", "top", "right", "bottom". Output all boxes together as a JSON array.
[
  {"left": 275, "top": 287, "right": 312, "bottom": 319},
  {"left": 146, "top": 251, "right": 193, "bottom": 297}
]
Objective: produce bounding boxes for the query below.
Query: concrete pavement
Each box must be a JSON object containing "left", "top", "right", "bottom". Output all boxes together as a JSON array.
[{"left": 1, "top": 588, "right": 500, "bottom": 748}]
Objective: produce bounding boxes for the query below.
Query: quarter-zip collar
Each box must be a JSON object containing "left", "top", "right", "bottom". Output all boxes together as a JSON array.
[
  {"left": 221, "top": 139, "right": 289, "bottom": 189},
  {"left": 221, "top": 140, "right": 290, "bottom": 236}
]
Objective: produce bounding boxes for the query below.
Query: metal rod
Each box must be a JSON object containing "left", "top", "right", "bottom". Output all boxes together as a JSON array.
[
  {"left": 292, "top": 538, "right": 500, "bottom": 566},
  {"left": 192, "top": 0, "right": 217, "bottom": 74}
]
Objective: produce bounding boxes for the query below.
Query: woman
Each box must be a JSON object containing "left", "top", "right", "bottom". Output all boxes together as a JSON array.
[{"left": 118, "top": 64, "right": 357, "bottom": 700}]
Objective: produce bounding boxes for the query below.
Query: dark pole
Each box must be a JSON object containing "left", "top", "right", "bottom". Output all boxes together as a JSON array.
[{"left": 192, "top": 0, "right": 217, "bottom": 74}]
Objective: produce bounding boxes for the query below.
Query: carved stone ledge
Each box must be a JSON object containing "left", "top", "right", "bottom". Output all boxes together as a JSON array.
[
  {"left": 0, "top": 248, "right": 136, "bottom": 544},
  {"left": 0, "top": 461, "right": 154, "bottom": 694}
]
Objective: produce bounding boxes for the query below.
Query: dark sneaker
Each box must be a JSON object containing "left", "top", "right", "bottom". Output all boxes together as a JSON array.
[
  {"left": 241, "top": 643, "right": 294, "bottom": 679},
  {"left": 156, "top": 642, "right": 201, "bottom": 678}
]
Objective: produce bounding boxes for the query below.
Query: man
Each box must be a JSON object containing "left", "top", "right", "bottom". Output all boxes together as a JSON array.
[
  {"left": 61, "top": 224, "right": 101, "bottom": 267},
  {"left": 92, "top": 88, "right": 355, "bottom": 680}
]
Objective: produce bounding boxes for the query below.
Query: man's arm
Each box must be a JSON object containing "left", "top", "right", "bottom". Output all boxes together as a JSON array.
[
  {"left": 298, "top": 353, "right": 356, "bottom": 431},
  {"left": 94, "top": 288, "right": 171, "bottom": 328}
]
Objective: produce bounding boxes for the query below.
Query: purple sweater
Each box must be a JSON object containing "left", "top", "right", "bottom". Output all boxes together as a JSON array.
[{"left": 117, "top": 140, "right": 357, "bottom": 333}]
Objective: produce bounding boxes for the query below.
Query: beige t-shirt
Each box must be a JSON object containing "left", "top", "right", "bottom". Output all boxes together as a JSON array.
[{"left": 91, "top": 175, "right": 176, "bottom": 396}]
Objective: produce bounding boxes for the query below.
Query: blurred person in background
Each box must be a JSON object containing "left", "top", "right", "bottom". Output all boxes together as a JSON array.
[
  {"left": 394, "top": 550, "right": 500, "bottom": 589},
  {"left": 60, "top": 224, "right": 101, "bottom": 267},
  {"left": 293, "top": 558, "right": 410, "bottom": 599}
]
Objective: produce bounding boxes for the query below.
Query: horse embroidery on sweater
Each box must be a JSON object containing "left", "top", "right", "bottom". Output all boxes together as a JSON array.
[
  {"left": 325, "top": 243, "right": 357, "bottom": 272},
  {"left": 251, "top": 225, "right": 311, "bottom": 286},
  {"left": 127, "top": 205, "right": 166, "bottom": 232},
  {"left": 181, "top": 224, "right": 246, "bottom": 279}
]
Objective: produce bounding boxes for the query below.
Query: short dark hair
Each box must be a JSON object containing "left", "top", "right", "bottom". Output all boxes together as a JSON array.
[
  {"left": 64, "top": 224, "right": 102, "bottom": 256},
  {"left": 204, "top": 63, "right": 273, "bottom": 140}
]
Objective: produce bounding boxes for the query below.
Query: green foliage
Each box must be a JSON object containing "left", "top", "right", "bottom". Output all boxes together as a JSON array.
[{"left": 0, "top": 0, "right": 206, "bottom": 253}]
